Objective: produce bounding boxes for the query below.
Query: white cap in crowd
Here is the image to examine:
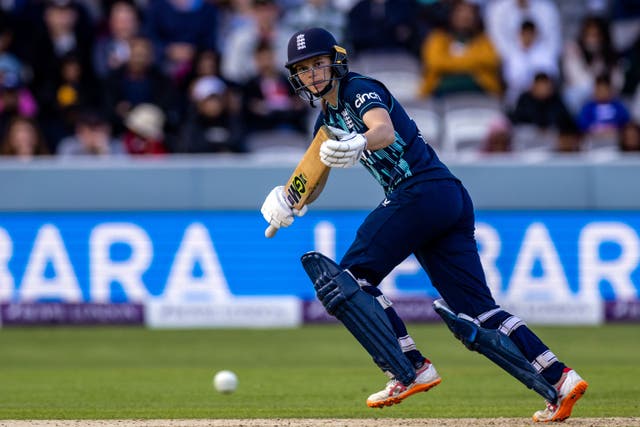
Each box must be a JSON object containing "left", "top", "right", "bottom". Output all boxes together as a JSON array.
[
  {"left": 125, "top": 103, "right": 165, "bottom": 140},
  {"left": 191, "top": 76, "right": 227, "bottom": 102}
]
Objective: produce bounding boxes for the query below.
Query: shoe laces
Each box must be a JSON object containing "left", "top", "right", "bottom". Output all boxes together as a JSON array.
[
  {"left": 545, "top": 401, "right": 558, "bottom": 412},
  {"left": 385, "top": 379, "right": 407, "bottom": 395},
  {"left": 541, "top": 384, "right": 562, "bottom": 413}
]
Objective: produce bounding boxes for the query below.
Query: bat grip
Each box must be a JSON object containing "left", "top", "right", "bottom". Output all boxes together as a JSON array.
[{"left": 265, "top": 224, "right": 278, "bottom": 238}]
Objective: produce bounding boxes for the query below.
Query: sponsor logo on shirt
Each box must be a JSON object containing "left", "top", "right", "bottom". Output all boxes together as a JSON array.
[{"left": 354, "top": 92, "right": 382, "bottom": 108}]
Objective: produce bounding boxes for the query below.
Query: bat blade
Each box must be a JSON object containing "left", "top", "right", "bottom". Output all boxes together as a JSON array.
[{"left": 265, "top": 125, "right": 334, "bottom": 238}]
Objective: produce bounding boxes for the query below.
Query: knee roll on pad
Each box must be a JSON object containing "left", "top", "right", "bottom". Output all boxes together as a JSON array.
[
  {"left": 301, "top": 251, "right": 416, "bottom": 385},
  {"left": 315, "top": 272, "right": 349, "bottom": 315}
]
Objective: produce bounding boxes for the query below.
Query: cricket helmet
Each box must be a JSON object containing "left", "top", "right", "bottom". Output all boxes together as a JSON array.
[{"left": 285, "top": 27, "right": 348, "bottom": 102}]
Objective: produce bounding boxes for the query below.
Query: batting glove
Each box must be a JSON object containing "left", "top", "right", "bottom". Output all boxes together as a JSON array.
[
  {"left": 261, "top": 186, "right": 308, "bottom": 230},
  {"left": 320, "top": 128, "right": 367, "bottom": 168}
]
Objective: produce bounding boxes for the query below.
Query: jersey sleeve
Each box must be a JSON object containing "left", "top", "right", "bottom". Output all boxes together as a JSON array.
[{"left": 343, "top": 77, "right": 391, "bottom": 119}]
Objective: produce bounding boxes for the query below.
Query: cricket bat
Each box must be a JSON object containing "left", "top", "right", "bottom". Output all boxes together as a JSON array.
[{"left": 264, "top": 125, "right": 334, "bottom": 238}]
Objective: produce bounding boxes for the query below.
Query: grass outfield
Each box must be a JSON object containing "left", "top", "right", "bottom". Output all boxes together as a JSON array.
[{"left": 0, "top": 324, "right": 638, "bottom": 419}]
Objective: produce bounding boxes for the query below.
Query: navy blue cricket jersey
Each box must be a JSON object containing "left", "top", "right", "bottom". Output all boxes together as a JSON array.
[
  {"left": 313, "top": 72, "right": 457, "bottom": 194},
  {"left": 308, "top": 71, "right": 563, "bottom": 378}
]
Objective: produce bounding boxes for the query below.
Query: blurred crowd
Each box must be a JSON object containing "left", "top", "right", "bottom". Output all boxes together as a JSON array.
[{"left": 1, "top": 0, "right": 640, "bottom": 160}]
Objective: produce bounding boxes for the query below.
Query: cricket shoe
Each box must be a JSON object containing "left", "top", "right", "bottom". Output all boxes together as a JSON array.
[
  {"left": 366, "top": 359, "right": 441, "bottom": 408},
  {"left": 532, "top": 368, "right": 588, "bottom": 422}
]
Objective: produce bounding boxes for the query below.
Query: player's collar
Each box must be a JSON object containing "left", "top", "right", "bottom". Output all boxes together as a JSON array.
[{"left": 324, "top": 80, "right": 341, "bottom": 109}]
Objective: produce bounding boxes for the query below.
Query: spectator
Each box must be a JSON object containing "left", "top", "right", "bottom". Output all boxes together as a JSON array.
[
  {"left": 103, "top": 36, "right": 180, "bottom": 136},
  {"left": 187, "top": 49, "right": 224, "bottom": 86},
  {"left": 578, "top": 73, "right": 631, "bottom": 144},
  {"left": 187, "top": 48, "right": 241, "bottom": 98},
  {"left": 563, "top": 15, "right": 623, "bottom": 114},
  {"left": 502, "top": 19, "right": 559, "bottom": 108},
  {"left": 345, "top": 0, "right": 418, "bottom": 56},
  {"left": 484, "top": 0, "right": 561, "bottom": 63},
  {"left": 241, "top": 40, "right": 308, "bottom": 134},
  {"left": 122, "top": 103, "right": 168, "bottom": 155},
  {"left": 185, "top": 48, "right": 243, "bottom": 123},
  {"left": 217, "top": 0, "right": 255, "bottom": 46},
  {"left": 143, "top": 0, "right": 219, "bottom": 85},
  {"left": 282, "top": 0, "right": 346, "bottom": 43},
  {"left": 0, "top": 4, "right": 34, "bottom": 62},
  {"left": 0, "top": 71, "right": 38, "bottom": 138},
  {"left": 93, "top": 0, "right": 142, "bottom": 79},
  {"left": 39, "top": 53, "right": 100, "bottom": 151},
  {"left": 630, "top": 79, "right": 640, "bottom": 124},
  {"left": 483, "top": 116, "right": 512, "bottom": 153},
  {"left": 221, "top": 0, "right": 289, "bottom": 85},
  {"left": 28, "top": 0, "right": 96, "bottom": 102},
  {"left": 418, "top": 1, "right": 501, "bottom": 98},
  {"left": 619, "top": 122, "right": 640, "bottom": 151},
  {"left": 57, "top": 53, "right": 101, "bottom": 109},
  {"left": 57, "top": 109, "right": 126, "bottom": 156},
  {"left": 621, "top": 31, "right": 640, "bottom": 96},
  {"left": 509, "top": 72, "right": 580, "bottom": 152},
  {"left": 414, "top": 0, "right": 453, "bottom": 47},
  {"left": 608, "top": 0, "right": 640, "bottom": 53},
  {"left": 0, "top": 12, "right": 24, "bottom": 84},
  {"left": 0, "top": 116, "right": 50, "bottom": 159},
  {"left": 176, "top": 76, "right": 245, "bottom": 153}
]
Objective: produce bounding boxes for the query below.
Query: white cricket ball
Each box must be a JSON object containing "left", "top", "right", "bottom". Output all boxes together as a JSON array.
[{"left": 213, "top": 370, "right": 238, "bottom": 394}]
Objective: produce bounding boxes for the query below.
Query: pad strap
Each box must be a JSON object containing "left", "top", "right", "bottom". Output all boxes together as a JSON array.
[
  {"left": 532, "top": 350, "right": 559, "bottom": 373},
  {"left": 499, "top": 315, "right": 526, "bottom": 336}
]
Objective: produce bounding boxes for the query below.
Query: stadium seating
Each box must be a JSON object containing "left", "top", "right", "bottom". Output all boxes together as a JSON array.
[
  {"left": 440, "top": 94, "right": 505, "bottom": 155},
  {"left": 349, "top": 51, "right": 422, "bottom": 102},
  {"left": 402, "top": 99, "right": 443, "bottom": 149}
]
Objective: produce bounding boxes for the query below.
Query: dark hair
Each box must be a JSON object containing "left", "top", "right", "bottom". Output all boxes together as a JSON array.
[
  {"left": 0, "top": 10, "right": 14, "bottom": 35},
  {"left": 76, "top": 108, "right": 109, "bottom": 127},
  {"left": 447, "top": 0, "right": 484, "bottom": 36},
  {"left": 521, "top": 19, "right": 536, "bottom": 32},
  {"left": 534, "top": 71, "right": 551, "bottom": 82},
  {"left": 254, "top": 39, "right": 273, "bottom": 54},
  {"left": 577, "top": 15, "right": 618, "bottom": 68},
  {"left": 0, "top": 116, "right": 50, "bottom": 156},
  {"left": 595, "top": 72, "right": 611, "bottom": 86}
]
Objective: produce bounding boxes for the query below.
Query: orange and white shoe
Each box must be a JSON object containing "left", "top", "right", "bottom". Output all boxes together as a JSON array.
[
  {"left": 366, "top": 360, "right": 441, "bottom": 408},
  {"left": 532, "top": 368, "right": 588, "bottom": 422}
]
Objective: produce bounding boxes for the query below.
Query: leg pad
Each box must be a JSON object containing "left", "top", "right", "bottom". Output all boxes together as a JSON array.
[
  {"left": 301, "top": 251, "right": 416, "bottom": 385},
  {"left": 433, "top": 299, "right": 558, "bottom": 404}
]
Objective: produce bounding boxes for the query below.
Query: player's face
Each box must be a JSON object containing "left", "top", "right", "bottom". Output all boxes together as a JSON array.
[{"left": 292, "top": 55, "right": 333, "bottom": 94}]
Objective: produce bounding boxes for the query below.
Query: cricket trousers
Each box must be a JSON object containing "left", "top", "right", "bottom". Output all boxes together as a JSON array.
[{"left": 339, "top": 178, "right": 565, "bottom": 384}]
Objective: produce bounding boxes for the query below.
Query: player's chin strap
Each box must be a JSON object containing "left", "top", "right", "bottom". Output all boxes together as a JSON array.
[
  {"left": 301, "top": 251, "right": 416, "bottom": 385},
  {"left": 300, "top": 80, "right": 334, "bottom": 108},
  {"left": 433, "top": 299, "right": 558, "bottom": 404}
]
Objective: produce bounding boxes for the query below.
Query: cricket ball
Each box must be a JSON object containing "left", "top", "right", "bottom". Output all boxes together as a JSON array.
[{"left": 213, "top": 370, "right": 238, "bottom": 393}]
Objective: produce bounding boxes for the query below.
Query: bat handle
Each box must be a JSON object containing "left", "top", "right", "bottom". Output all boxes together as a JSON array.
[{"left": 265, "top": 224, "right": 278, "bottom": 238}]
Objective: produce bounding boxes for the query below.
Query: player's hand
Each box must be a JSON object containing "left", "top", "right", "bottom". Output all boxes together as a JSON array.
[
  {"left": 320, "top": 130, "right": 367, "bottom": 168},
  {"left": 261, "top": 186, "right": 308, "bottom": 231}
]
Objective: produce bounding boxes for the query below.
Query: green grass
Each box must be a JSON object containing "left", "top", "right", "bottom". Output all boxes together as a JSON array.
[{"left": 0, "top": 324, "right": 638, "bottom": 419}]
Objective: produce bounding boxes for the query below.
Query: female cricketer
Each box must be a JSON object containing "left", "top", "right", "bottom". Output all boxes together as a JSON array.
[{"left": 260, "top": 27, "right": 587, "bottom": 422}]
